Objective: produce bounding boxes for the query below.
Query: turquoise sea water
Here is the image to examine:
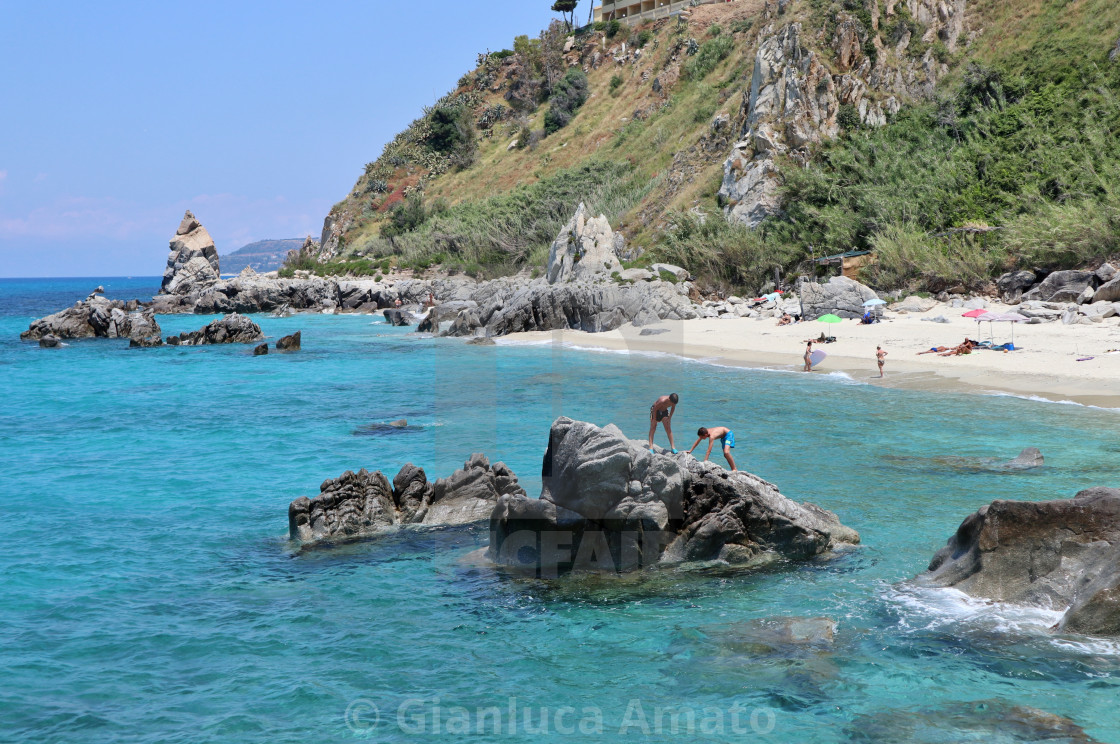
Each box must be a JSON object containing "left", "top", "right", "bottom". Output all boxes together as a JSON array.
[{"left": 2, "top": 277, "right": 1120, "bottom": 743}]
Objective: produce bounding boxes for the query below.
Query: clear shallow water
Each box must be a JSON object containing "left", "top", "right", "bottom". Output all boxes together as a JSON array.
[{"left": 2, "top": 277, "right": 1120, "bottom": 743}]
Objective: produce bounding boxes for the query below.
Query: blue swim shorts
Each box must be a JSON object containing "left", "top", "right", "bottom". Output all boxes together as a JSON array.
[{"left": 720, "top": 431, "right": 735, "bottom": 449}]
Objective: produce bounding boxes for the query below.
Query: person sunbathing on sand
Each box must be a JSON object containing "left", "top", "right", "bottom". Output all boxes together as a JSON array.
[
  {"left": 688, "top": 426, "right": 737, "bottom": 471},
  {"left": 918, "top": 338, "right": 975, "bottom": 356},
  {"left": 777, "top": 313, "right": 792, "bottom": 326}
]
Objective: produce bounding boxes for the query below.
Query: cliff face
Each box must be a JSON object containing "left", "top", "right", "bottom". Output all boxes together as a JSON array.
[
  {"left": 719, "top": 0, "right": 967, "bottom": 226},
  {"left": 314, "top": 0, "right": 1120, "bottom": 291}
]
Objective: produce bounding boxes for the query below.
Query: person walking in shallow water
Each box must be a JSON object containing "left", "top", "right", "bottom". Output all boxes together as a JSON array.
[
  {"left": 876, "top": 345, "right": 887, "bottom": 378},
  {"left": 648, "top": 393, "right": 679, "bottom": 452},
  {"left": 803, "top": 340, "right": 814, "bottom": 372},
  {"left": 688, "top": 426, "right": 737, "bottom": 471}
]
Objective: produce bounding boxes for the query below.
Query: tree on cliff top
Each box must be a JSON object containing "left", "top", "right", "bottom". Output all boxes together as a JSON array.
[{"left": 551, "top": 0, "right": 579, "bottom": 31}]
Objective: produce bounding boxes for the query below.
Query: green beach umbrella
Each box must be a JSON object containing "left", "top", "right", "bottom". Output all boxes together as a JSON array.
[{"left": 817, "top": 313, "right": 842, "bottom": 340}]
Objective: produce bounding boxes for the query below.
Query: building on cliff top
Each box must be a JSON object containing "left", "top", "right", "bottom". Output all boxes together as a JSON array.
[{"left": 595, "top": 0, "right": 732, "bottom": 25}]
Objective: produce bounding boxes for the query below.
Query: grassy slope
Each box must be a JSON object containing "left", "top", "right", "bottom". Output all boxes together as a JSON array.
[
  {"left": 331, "top": 3, "right": 760, "bottom": 276},
  {"left": 326, "top": 0, "right": 1120, "bottom": 292}
]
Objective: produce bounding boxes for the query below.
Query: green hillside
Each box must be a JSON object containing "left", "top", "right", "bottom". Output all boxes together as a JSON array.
[{"left": 316, "top": 0, "right": 1120, "bottom": 293}]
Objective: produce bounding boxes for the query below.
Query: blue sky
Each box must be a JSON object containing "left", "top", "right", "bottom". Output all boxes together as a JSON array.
[{"left": 0, "top": 0, "right": 582, "bottom": 277}]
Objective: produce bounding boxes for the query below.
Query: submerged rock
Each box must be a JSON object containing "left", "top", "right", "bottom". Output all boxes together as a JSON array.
[
  {"left": 488, "top": 418, "right": 858, "bottom": 576},
  {"left": 253, "top": 343, "right": 269, "bottom": 356},
  {"left": 847, "top": 700, "right": 1100, "bottom": 744},
  {"left": 38, "top": 335, "right": 61, "bottom": 348},
  {"left": 165, "top": 313, "right": 264, "bottom": 346},
  {"left": 1004, "top": 447, "right": 1044, "bottom": 469},
  {"left": 917, "top": 487, "right": 1120, "bottom": 635},
  {"left": 288, "top": 455, "right": 526, "bottom": 545}
]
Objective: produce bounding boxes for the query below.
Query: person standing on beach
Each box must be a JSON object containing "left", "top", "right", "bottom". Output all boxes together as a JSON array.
[
  {"left": 688, "top": 426, "right": 737, "bottom": 471},
  {"left": 803, "top": 340, "right": 814, "bottom": 372},
  {"left": 876, "top": 345, "right": 887, "bottom": 378},
  {"left": 648, "top": 393, "right": 679, "bottom": 452}
]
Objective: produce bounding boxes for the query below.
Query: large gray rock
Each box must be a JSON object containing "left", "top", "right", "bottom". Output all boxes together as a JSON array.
[
  {"left": 288, "top": 456, "right": 526, "bottom": 545},
  {"left": 890, "top": 295, "right": 938, "bottom": 313},
  {"left": 800, "top": 276, "right": 879, "bottom": 319},
  {"left": 546, "top": 203, "right": 623, "bottom": 284},
  {"left": 484, "top": 280, "right": 699, "bottom": 336},
  {"left": 997, "top": 270, "right": 1037, "bottom": 295},
  {"left": 1094, "top": 276, "right": 1120, "bottom": 304},
  {"left": 916, "top": 487, "right": 1120, "bottom": 635},
  {"left": 21, "top": 294, "right": 161, "bottom": 343},
  {"left": 1023, "top": 270, "right": 1095, "bottom": 303},
  {"left": 160, "top": 210, "right": 220, "bottom": 295},
  {"left": 487, "top": 418, "right": 858, "bottom": 575},
  {"left": 165, "top": 313, "right": 264, "bottom": 346}
]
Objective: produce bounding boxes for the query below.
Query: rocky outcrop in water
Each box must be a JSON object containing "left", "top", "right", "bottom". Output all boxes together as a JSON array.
[
  {"left": 288, "top": 454, "right": 526, "bottom": 545},
  {"left": 488, "top": 418, "right": 858, "bottom": 575},
  {"left": 165, "top": 313, "right": 264, "bottom": 346},
  {"left": 21, "top": 293, "right": 161, "bottom": 344},
  {"left": 916, "top": 487, "right": 1120, "bottom": 635},
  {"left": 276, "top": 331, "right": 300, "bottom": 351},
  {"left": 150, "top": 273, "right": 340, "bottom": 315},
  {"left": 161, "top": 211, "right": 221, "bottom": 295},
  {"left": 546, "top": 203, "right": 624, "bottom": 284},
  {"left": 1004, "top": 447, "right": 1044, "bottom": 469}
]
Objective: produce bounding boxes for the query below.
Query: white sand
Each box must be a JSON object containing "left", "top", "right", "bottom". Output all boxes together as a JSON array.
[{"left": 499, "top": 304, "right": 1120, "bottom": 409}]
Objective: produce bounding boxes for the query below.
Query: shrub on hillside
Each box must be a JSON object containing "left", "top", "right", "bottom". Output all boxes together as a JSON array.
[
  {"left": 683, "top": 35, "right": 734, "bottom": 80},
  {"left": 355, "top": 161, "right": 651, "bottom": 270},
  {"left": 544, "top": 67, "right": 589, "bottom": 134},
  {"left": 658, "top": 209, "right": 802, "bottom": 291}
]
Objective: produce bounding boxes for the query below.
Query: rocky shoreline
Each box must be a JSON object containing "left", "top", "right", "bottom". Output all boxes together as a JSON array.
[{"left": 20, "top": 207, "right": 1120, "bottom": 346}]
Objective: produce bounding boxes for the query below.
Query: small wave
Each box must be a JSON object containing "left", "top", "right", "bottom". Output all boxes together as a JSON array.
[
  {"left": 983, "top": 391, "right": 1120, "bottom": 414},
  {"left": 885, "top": 584, "right": 1120, "bottom": 656}
]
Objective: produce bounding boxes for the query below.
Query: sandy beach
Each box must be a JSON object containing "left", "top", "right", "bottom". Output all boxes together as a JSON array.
[{"left": 500, "top": 304, "right": 1120, "bottom": 409}]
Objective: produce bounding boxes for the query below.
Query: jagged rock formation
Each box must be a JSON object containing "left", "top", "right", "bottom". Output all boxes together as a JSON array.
[
  {"left": 161, "top": 211, "right": 220, "bottom": 295},
  {"left": 916, "top": 487, "right": 1120, "bottom": 636},
  {"left": 253, "top": 343, "right": 269, "bottom": 355},
  {"left": 149, "top": 273, "right": 340, "bottom": 315},
  {"left": 720, "top": 1, "right": 967, "bottom": 226},
  {"left": 21, "top": 293, "right": 161, "bottom": 344},
  {"left": 165, "top": 313, "right": 264, "bottom": 346},
  {"left": 799, "top": 276, "right": 879, "bottom": 319},
  {"left": 1023, "top": 270, "right": 1095, "bottom": 303},
  {"left": 288, "top": 455, "right": 526, "bottom": 545},
  {"left": 275, "top": 331, "right": 300, "bottom": 351},
  {"left": 546, "top": 203, "right": 624, "bottom": 284},
  {"left": 488, "top": 418, "right": 858, "bottom": 575}
]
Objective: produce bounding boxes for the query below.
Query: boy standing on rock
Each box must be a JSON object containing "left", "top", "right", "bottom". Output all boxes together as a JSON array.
[
  {"left": 648, "top": 393, "right": 679, "bottom": 453},
  {"left": 688, "top": 426, "right": 737, "bottom": 471}
]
